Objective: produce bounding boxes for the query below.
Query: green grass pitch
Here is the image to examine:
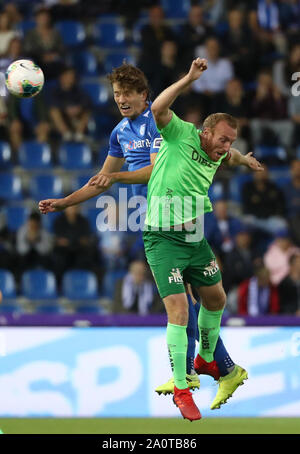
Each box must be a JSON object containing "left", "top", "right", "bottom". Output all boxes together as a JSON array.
[{"left": 0, "top": 418, "right": 299, "bottom": 434}]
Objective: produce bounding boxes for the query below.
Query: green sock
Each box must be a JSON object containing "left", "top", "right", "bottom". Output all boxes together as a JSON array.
[
  {"left": 198, "top": 305, "right": 224, "bottom": 363},
  {"left": 167, "top": 323, "right": 188, "bottom": 390}
]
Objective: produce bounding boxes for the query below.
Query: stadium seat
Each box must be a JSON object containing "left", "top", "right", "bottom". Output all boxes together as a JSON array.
[
  {"left": 70, "top": 50, "right": 99, "bottom": 77},
  {"left": 0, "top": 302, "right": 21, "bottom": 313},
  {"left": 75, "top": 303, "right": 103, "bottom": 314},
  {"left": 55, "top": 20, "right": 86, "bottom": 47},
  {"left": 254, "top": 145, "right": 287, "bottom": 164},
  {"left": 103, "top": 52, "right": 136, "bottom": 73},
  {"left": 229, "top": 173, "right": 253, "bottom": 203},
  {"left": 34, "top": 302, "right": 62, "bottom": 314},
  {"left": 71, "top": 174, "right": 94, "bottom": 192},
  {"left": 82, "top": 207, "right": 101, "bottom": 234},
  {"left": 58, "top": 142, "right": 93, "bottom": 170},
  {"left": 208, "top": 181, "right": 226, "bottom": 203},
  {"left": 21, "top": 270, "right": 57, "bottom": 300},
  {"left": 161, "top": 0, "right": 190, "bottom": 18},
  {"left": 0, "top": 142, "right": 12, "bottom": 169},
  {"left": 17, "top": 19, "right": 36, "bottom": 37},
  {"left": 18, "top": 141, "right": 52, "bottom": 170},
  {"left": 62, "top": 270, "right": 99, "bottom": 300},
  {"left": 81, "top": 82, "right": 110, "bottom": 107},
  {"left": 5, "top": 205, "right": 29, "bottom": 233},
  {"left": 0, "top": 269, "right": 17, "bottom": 299},
  {"left": 93, "top": 21, "right": 127, "bottom": 48},
  {"left": 41, "top": 211, "right": 62, "bottom": 233},
  {"left": 0, "top": 173, "right": 23, "bottom": 201},
  {"left": 29, "top": 173, "right": 64, "bottom": 200},
  {"left": 101, "top": 269, "right": 126, "bottom": 299}
]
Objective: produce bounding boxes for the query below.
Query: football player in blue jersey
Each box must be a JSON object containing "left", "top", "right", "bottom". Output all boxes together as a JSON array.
[{"left": 39, "top": 64, "right": 243, "bottom": 408}]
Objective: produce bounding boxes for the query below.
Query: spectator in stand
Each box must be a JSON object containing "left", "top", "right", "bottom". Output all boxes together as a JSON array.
[
  {"left": 0, "top": 11, "right": 18, "bottom": 57},
  {"left": 49, "top": 66, "right": 92, "bottom": 142},
  {"left": 250, "top": 69, "right": 293, "bottom": 148},
  {"left": 205, "top": 199, "right": 244, "bottom": 261},
  {"left": 179, "top": 4, "right": 213, "bottom": 69},
  {"left": 237, "top": 264, "right": 279, "bottom": 315},
  {"left": 282, "top": 160, "right": 300, "bottom": 247},
  {"left": 113, "top": 260, "right": 161, "bottom": 315},
  {"left": 201, "top": 0, "right": 226, "bottom": 27},
  {"left": 16, "top": 212, "right": 53, "bottom": 277},
  {"left": 23, "top": 6, "right": 65, "bottom": 79},
  {"left": 277, "top": 0, "right": 300, "bottom": 46},
  {"left": 182, "top": 105, "right": 203, "bottom": 129},
  {"left": 172, "top": 71, "right": 205, "bottom": 118},
  {"left": 222, "top": 225, "right": 255, "bottom": 293},
  {"left": 138, "top": 5, "right": 174, "bottom": 69},
  {"left": 222, "top": 9, "right": 258, "bottom": 84},
  {"left": 212, "top": 78, "right": 250, "bottom": 146},
  {"left": 192, "top": 36, "right": 234, "bottom": 115},
  {"left": 52, "top": 205, "right": 102, "bottom": 285},
  {"left": 3, "top": 2, "right": 22, "bottom": 29},
  {"left": 140, "top": 39, "right": 183, "bottom": 99},
  {"left": 97, "top": 203, "right": 129, "bottom": 272},
  {"left": 0, "top": 225, "right": 16, "bottom": 276},
  {"left": 278, "top": 253, "right": 300, "bottom": 315},
  {"left": 264, "top": 229, "right": 300, "bottom": 285},
  {"left": 241, "top": 164, "right": 287, "bottom": 235},
  {"left": 273, "top": 43, "right": 300, "bottom": 97},
  {"left": 256, "top": 0, "right": 287, "bottom": 55}
]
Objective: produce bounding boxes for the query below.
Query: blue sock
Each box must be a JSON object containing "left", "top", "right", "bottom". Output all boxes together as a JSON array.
[
  {"left": 194, "top": 301, "right": 235, "bottom": 376},
  {"left": 213, "top": 336, "right": 235, "bottom": 376},
  {"left": 186, "top": 294, "right": 197, "bottom": 374}
]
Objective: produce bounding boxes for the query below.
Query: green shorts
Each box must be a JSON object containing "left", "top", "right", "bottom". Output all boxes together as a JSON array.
[{"left": 143, "top": 229, "right": 222, "bottom": 299}]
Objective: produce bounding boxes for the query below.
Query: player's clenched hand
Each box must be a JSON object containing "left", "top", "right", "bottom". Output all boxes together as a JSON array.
[
  {"left": 244, "top": 152, "right": 264, "bottom": 171},
  {"left": 187, "top": 58, "right": 207, "bottom": 82},
  {"left": 39, "top": 198, "right": 67, "bottom": 214},
  {"left": 88, "top": 173, "right": 115, "bottom": 188}
]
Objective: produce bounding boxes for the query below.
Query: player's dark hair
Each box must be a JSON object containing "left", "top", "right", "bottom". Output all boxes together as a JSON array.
[
  {"left": 202, "top": 113, "right": 238, "bottom": 132},
  {"left": 107, "top": 63, "right": 150, "bottom": 100}
]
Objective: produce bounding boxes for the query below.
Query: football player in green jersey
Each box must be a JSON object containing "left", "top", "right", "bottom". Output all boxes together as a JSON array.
[{"left": 81, "top": 58, "right": 263, "bottom": 421}]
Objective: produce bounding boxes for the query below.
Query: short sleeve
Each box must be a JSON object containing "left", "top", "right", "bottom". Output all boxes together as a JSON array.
[
  {"left": 108, "top": 128, "right": 124, "bottom": 158},
  {"left": 158, "top": 111, "right": 190, "bottom": 142},
  {"left": 149, "top": 114, "right": 162, "bottom": 154}
]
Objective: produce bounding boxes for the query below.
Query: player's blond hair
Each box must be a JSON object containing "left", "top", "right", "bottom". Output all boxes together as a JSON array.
[{"left": 203, "top": 113, "right": 238, "bottom": 132}]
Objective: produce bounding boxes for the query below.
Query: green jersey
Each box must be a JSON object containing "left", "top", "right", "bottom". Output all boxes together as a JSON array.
[{"left": 145, "top": 112, "right": 228, "bottom": 228}]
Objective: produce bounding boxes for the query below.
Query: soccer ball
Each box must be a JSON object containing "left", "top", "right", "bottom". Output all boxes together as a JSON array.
[{"left": 5, "top": 59, "right": 44, "bottom": 98}]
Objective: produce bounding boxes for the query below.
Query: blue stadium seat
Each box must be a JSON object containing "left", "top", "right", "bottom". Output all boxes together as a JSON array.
[
  {"left": 0, "top": 301, "right": 21, "bottom": 313},
  {"left": 93, "top": 21, "right": 127, "bottom": 48},
  {"left": 41, "top": 211, "right": 61, "bottom": 233},
  {"left": 82, "top": 207, "right": 101, "bottom": 234},
  {"left": 71, "top": 174, "right": 94, "bottom": 192},
  {"left": 35, "top": 302, "right": 62, "bottom": 314},
  {"left": 81, "top": 82, "right": 110, "bottom": 107},
  {"left": 18, "top": 141, "right": 52, "bottom": 170},
  {"left": 21, "top": 270, "right": 57, "bottom": 300},
  {"left": 101, "top": 269, "right": 126, "bottom": 299},
  {"left": 29, "top": 173, "right": 64, "bottom": 200},
  {"left": 0, "top": 173, "right": 23, "bottom": 201},
  {"left": 17, "top": 19, "right": 36, "bottom": 37},
  {"left": 75, "top": 303, "right": 103, "bottom": 314},
  {"left": 55, "top": 20, "right": 86, "bottom": 47},
  {"left": 62, "top": 270, "right": 99, "bottom": 300},
  {"left": 70, "top": 50, "right": 99, "bottom": 77},
  {"left": 0, "top": 142, "right": 12, "bottom": 169},
  {"left": 161, "top": 0, "right": 190, "bottom": 18},
  {"left": 229, "top": 173, "right": 253, "bottom": 203},
  {"left": 103, "top": 52, "right": 136, "bottom": 73},
  {"left": 254, "top": 145, "right": 287, "bottom": 163},
  {"left": 58, "top": 143, "right": 93, "bottom": 170},
  {"left": 5, "top": 206, "right": 29, "bottom": 233},
  {"left": 0, "top": 269, "right": 17, "bottom": 299},
  {"left": 208, "top": 181, "right": 225, "bottom": 203}
]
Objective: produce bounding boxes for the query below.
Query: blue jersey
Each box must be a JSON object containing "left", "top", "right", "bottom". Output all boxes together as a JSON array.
[{"left": 108, "top": 103, "right": 161, "bottom": 198}]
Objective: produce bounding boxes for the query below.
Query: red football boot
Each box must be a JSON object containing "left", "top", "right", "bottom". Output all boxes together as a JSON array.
[
  {"left": 194, "top": 354, "right": 221, "bottom": 381},
  {"left": 173, "top": 387, "right": 202, "bottom": 421}
]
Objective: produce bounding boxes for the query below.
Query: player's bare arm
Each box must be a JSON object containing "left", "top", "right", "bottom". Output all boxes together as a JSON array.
[
  {"left": 92, "top": 164, "right": 154, "bottom": 189},
  {"left": 39, "top": 156, "right": 125, "bottom": 214},
  {"left": 225, "top": 147, "right": 264, "bottom": 171},
  {"left": 151, "top": 58, "right": 207, "bottom": 129}
]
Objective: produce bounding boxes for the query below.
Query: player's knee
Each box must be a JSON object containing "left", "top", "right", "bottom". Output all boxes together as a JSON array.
[{"left": 164, "top": 294, "right": 189, "bottom": 326}]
